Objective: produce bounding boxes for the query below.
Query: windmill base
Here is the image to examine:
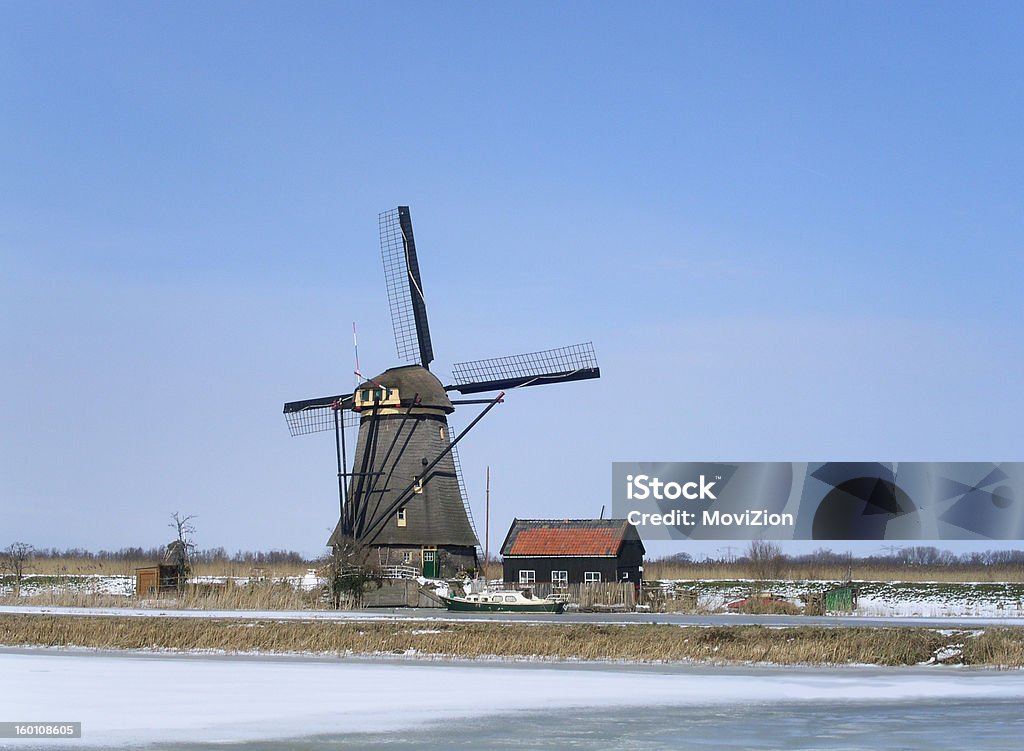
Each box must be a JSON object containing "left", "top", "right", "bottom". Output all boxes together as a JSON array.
[
  {"left": 361, "top": 579, "right": 446, "bottom": 608},
  {"left": 370, "top": 544, "right": 478, "bottom": 579}
]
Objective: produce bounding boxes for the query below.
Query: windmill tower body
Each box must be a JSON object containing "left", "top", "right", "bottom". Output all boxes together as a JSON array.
[
  {"left": 284, "top": 206, "right": 600, "bottom": 579},
  {"left": 327, "top": 365, "right": 479, "bottom": 574}
]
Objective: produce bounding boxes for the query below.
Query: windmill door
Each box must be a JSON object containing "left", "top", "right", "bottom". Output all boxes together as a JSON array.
[{"left": 421, "top": 547, "right": 438, "bottom": 578}]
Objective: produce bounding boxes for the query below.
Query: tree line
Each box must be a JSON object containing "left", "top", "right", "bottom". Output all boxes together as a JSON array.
[
  {"left": 659, "top": 545, "right": 1024, "bottom": 568},
  {"left": 19, "top": 546, "right": 315, "bottom": 566}
]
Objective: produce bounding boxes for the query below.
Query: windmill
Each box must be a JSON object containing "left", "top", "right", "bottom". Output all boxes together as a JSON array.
[{"left": 283, "top": 207, "right": 600, "bottom": 577}]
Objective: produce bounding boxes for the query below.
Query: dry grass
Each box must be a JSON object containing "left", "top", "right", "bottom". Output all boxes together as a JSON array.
[
  {"left": 0, "top": 581, "right": 326, "bottom": 611},
  {"left": 728, "top": 600, "right": 802, "bottom": 616},
  {"left": 962, "top": 628, "right": 1024, "bottom": 666},
  {"left": 2, "top": 614, "right": 1022, "bottom": 666},
  {"left": 25, "top": 556, "right": 1024, "bottom": 583},
  {"left": 26, "top": 558, "right": 145, "bottom": 577},
  {"left": 175, "top": 582, "right": 323, "bottom": 610},
  {"left": 26, "top": 558, "right": 312, "bottom": 578},
  {"left": 0, "top": 592, "right": 132, "bottom": 608},
  {"left": 480, "top": 560, "right": 503, "bottom": 581},
  {"left": 644, "top": 561, "right": 1024, "bottom": 583}
]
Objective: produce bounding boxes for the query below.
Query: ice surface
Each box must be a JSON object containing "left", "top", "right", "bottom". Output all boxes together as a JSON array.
[{"left": 2, "top": 650, "right": 1024, "bottom": 748}]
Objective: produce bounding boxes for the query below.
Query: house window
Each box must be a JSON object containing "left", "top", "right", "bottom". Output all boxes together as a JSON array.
[
  {"left": 621, "top": 571, "right": 629, "bottom": 580},
  {"left": 519, "top": 570, "right": 536, "bottom": 585},
  {"left": 397, "top": 508, "right": 407, "bottom": 527},
  {"left": 584, "top": 571, "right": 601, "bottom": 583},
  {"left": 402, "top": 550, "right": 413, "bottom": 564},
  {"left": 551, "top": 570, "right": 568, "bottom": 586}
]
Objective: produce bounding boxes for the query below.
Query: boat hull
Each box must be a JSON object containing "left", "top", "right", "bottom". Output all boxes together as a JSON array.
[{"left": 439, "top": 595, "right": 565, "bottom": 614}]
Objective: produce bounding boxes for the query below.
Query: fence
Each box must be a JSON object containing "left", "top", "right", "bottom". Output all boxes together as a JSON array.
[
  {"left": 491, "top": 581, "right": 636, "bottom": 611},
  {"left": 380, "top": 565, "right": 419, "bottom": 580}
]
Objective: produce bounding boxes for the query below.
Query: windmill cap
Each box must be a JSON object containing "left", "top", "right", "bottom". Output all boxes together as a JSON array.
[{"left": 359, "top": 365, "right": 454, "bottom": 413}]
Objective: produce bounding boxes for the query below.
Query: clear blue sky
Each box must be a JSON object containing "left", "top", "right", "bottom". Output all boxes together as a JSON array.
[{"left": 2, "top": 2, "right": 1022, "bottom": 559}]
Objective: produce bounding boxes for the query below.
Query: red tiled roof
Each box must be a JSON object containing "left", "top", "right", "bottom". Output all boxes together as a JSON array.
[{"left": 506, "top": 525, "right": 625, "bottom": 557}]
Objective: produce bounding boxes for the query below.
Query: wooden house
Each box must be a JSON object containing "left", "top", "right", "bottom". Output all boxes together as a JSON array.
[{"left": 499, "top": 519, "right": 645, "bottom": 587}]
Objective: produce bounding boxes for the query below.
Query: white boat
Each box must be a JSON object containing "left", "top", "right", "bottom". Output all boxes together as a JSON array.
[{"left": 439, "top": 588, "right": 565, "bottom": 613}]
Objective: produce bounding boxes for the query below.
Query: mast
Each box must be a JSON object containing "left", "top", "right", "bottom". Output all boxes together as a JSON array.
[{"left": 484, "top": 466, "right": 490, "bottom": 581}]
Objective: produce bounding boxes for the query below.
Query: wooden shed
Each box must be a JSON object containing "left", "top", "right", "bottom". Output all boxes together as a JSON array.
[
  {"left": 135, "top": 564, "right": 183, "bottom": 596},
  {"left": 500, "top": 519, "right": 646, "bottom": 588},
  {"left": 803, "top": 584, "right": 860, "bottom": 615},
  {"left": 825, "top": 585, "right": 859, "bottom": 611}
]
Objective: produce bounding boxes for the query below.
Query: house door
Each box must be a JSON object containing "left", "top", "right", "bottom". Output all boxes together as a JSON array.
[{"left": 421, "top": 547, "right": 438, "bottom": 578}]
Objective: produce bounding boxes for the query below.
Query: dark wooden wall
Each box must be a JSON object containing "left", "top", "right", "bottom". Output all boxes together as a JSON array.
[{"left": 503, "top": 551, "right": 643, "bottom": 585}]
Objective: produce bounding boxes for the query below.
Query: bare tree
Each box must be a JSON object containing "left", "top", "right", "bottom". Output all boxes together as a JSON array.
[
  {"left": 746, "top": 539, "right": 785, "bottom": 581},
  {"left": 167, "top": 513, "right": 197, "bottom": 591},
  {"left": 2, "top": 542, "right": 35, "bottom": 597},
  {"left": 321, "top": 538, "right": 382, "bottom": 609}
]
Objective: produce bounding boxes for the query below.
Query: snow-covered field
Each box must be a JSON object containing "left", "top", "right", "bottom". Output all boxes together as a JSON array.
[
  {"left": 5, "top": 575, "right": 1024, "bottom": 619},
  {"left": 0, "top": 575, "right": 136, "bottom": 599},
  {"left": 663, "top": 579, "right": 1024, "bottom": 618},
  {"left": 4, "top": 603, "right": 1024, "bottom": 630},
  {"left": 0, "top": 571, "right": 323, "bottom": 599},
  {"left": 3, "top": 648, "right": 1024, "bottom": 748}
]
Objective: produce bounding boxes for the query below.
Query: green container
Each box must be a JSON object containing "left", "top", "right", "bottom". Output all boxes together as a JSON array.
[{"left": 825, "top": 587, "right": 855, "bottom": 611}]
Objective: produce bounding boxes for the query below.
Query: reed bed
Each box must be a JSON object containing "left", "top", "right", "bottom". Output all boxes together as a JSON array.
[
  {"left": 24, "top": 559, "right": 313, "bottom": 578},
  {"left": 0, "top": 581, "right": 326, "bottom": 611},
  {"left": 21, "top": 556, "right": 1024, "bottom": 583},
  {"left": 174, "top": 582, "right": 324, "bottom": 610},
  {"left": 961, "top": 628, "right": 1024, "bottom": 666},
  {"left": 3, "top": 614, "right": 1022, "bottom": 666},
  {"left": 643, "top": 561, "right": 1024, "bottom": 583},
  {"left": 0, "top": 592, "right": 133, "bottom": 608}
]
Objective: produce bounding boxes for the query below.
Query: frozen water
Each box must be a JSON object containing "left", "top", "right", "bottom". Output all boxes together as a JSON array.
[{"left": 2, "top": 649, "right": 1024, "bottom": 749}]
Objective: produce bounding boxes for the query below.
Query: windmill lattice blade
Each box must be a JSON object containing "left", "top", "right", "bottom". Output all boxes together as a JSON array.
[
  {"left": 448, "top": 342, "right": 600, "bottom": 395},
  {"left": 449, "top": 440, "right": 483, "bottom": 561},
  {"left": 282, "top": 395, "right": 357, "bottom": 436},
  {"left": 380, "top": 206, "right": 434, "bottom": 368}
]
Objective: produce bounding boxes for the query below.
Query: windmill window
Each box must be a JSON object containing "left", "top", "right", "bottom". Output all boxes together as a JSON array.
[
  {"left": 413, "top": 480, "right": 424, "bottom": 494},
  {"left": 397, "top": 508, "right": 407, "bottom": 527},
  {"left": 439, "top": 427, "right": 446, "bottom": 440},
  {"left": 519, "top": 570, "right": 536, "bottom": 585}
]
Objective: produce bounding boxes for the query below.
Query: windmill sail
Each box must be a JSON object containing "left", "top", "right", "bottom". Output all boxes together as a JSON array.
[
  {"left": 447, "top": 426, "right": 482, "bottom": 559},
  {"left": 282, "top": 394, "right": 359, "bottom": 436},
  {"left": 448, "top": 342, "right": 600, "bottom": 395},
  {"left": 283, "top": 206, "right": 601, "bottom": 579},
  {"left": 380, "top": 206, "right": 434, "bottom": 368}
]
